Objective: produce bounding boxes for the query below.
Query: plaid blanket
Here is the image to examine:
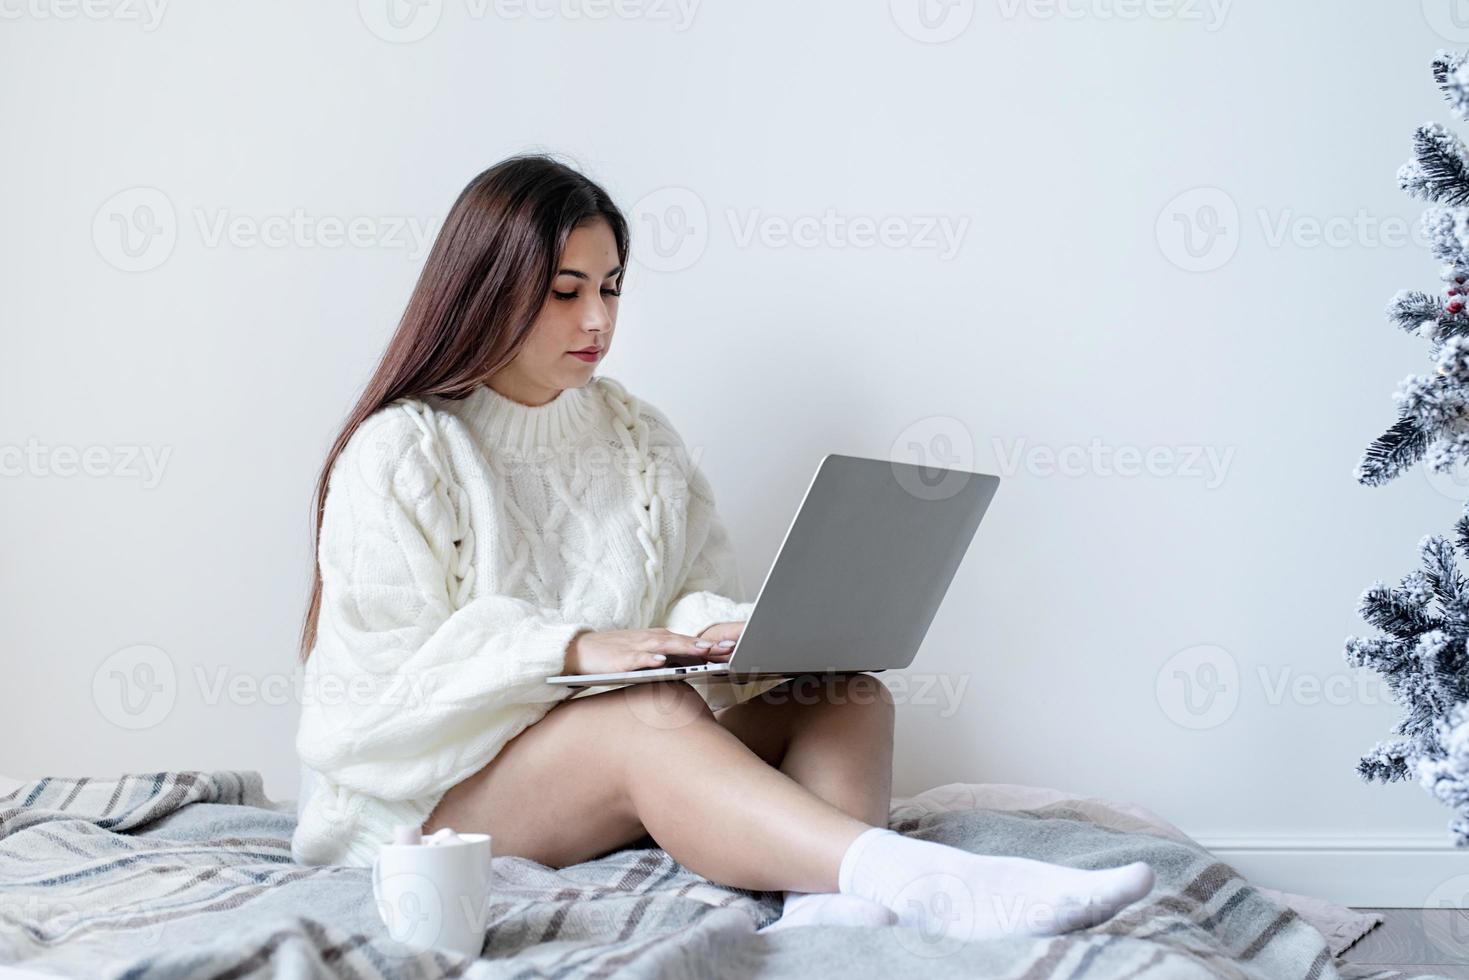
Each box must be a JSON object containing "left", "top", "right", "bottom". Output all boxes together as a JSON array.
[{"left": 0, "top": 770, "right": 1432, "bottom": 979}]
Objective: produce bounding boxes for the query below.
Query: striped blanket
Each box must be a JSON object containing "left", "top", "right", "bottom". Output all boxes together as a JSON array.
[{"left": 0, "top": 770, "right": 1423, "bottom": 979}]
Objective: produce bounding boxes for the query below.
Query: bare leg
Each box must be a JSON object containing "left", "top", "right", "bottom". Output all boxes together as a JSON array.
[
  {"left": 424, "top": 679, "right": 873, "bottom": 893},
  {"left": 714, "top": 672, "right": 894, "bottom": 828},
  {"left": 427, "top": 675, "right": 1157, "bottom": 942},
  {"left": 715, "top": 673, "right": 899, "bottom": 930}
]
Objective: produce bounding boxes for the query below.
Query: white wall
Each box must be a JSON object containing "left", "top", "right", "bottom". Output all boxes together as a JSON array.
[{"left": 5, "top": 0, "right": 1469, "bottom": 904}]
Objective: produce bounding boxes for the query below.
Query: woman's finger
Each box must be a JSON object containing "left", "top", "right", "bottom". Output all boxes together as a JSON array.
[
  {"left": 648, "top": 635, "right": 715, "bottom": 658},
  {"left": 697, "top": 622, "right": 745, "bottom": 644},
  {"left": 700, "top": 642, "right": 736, "bottom": 661},
  {"left": 642, "top": 631, "right": 696, "bottom": 652}
]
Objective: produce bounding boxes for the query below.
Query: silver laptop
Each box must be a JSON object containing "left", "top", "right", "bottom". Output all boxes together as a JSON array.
[{"left": 546, "top": 453, "right": 1000, "bottom": 689}]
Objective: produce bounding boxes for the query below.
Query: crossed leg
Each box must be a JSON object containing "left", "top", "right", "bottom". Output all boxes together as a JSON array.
[
  {"left": 422, "top": 673, "right": 894, "bottom": 893},
  {"left": 423, "top": 673, "right": 1157, "bottom": 941},
  {"left": 712, "top": 672, "right": 894, "bottom": 828}
]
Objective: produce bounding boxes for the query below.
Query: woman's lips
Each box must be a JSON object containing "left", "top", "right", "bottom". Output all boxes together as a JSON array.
[{"left": 568, "top": 349, "right": 600, "bottom": 362}]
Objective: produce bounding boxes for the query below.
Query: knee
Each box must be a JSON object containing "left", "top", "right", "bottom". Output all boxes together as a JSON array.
[
  {"left": 781, "top": 671, "right": 894, "bottom": 721},
  {"left": 849, "top": 671, "right": 894, "bottom": 703},
  {"left": 613, "top": 680, "right": 714, "bottom": 734},
  {"left": 842, "top": 672, "right": 895, "bottom": 722}
]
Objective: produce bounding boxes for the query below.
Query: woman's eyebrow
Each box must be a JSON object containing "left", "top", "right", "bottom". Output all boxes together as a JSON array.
[{"left": 556, "top": 264, "right": 624, "bottom": 280}]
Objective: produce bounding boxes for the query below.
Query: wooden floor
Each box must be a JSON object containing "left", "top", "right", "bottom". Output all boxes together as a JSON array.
[{"left": 1341, "top": 909, "right": 1469, "bottom": 978}]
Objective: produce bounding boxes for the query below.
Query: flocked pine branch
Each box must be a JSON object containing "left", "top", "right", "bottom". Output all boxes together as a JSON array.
[
  {"left": 1349, "top": 51, "right": 1469, "bottom": 846},
  {"left": 1357, "top": 415, "right": 1432, "bottom": 486},
  {"left": 1399, "top": 124, "right": 1469, "bottom": 206},
  {"left": 1388, "top": 289, "right": 1445, "bottom": 335},
  {"left": 1434, "top": 50, "right": 1469, "bottom": 123}
]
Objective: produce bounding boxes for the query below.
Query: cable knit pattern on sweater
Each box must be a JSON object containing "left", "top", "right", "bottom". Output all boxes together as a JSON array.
[{"left": 292, "top": 374, "right": 783, "bottom": 868}]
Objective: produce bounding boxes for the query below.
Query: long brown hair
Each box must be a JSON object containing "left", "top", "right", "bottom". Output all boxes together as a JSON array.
[{"left": 298, "top": 154, "right": 629, "bottom": 662}]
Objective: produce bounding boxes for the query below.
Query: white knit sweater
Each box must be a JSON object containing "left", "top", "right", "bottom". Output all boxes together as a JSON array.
[{"left": 292, "top": 374, "right": 782, "bottom": 868}]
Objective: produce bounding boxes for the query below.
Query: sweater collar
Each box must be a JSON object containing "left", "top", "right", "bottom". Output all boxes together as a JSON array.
[{"left": 459, "top": 378, "right": 601, "bottom": 452}]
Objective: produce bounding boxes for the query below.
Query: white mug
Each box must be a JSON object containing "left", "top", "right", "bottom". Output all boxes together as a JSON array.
[{"left": 372, "top": 832, "right": 493, "bottom": 958}]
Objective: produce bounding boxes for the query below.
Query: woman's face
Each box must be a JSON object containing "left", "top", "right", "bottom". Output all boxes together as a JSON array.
[{"left": 498, "top": 218, "right": 621, "bottom": 402}]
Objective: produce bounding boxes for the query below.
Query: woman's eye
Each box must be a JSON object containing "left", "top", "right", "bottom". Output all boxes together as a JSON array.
[{"left": 552, "top": 287, "right": 620, "bottom": 300}]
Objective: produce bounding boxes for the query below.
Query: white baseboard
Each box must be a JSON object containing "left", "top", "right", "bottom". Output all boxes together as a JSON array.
[
  {"left": 1193, "top": 833, "right": 1469, "bottom": 908},
  {"left": 0, "top": 967, "right": 66, "bottom": 980}
]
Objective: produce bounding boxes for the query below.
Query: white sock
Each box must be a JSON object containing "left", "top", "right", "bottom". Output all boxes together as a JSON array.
[
  {"left": 838, "top": 827, "right": 1155, "bottom": 943},
  {"left": 757, "top": 889, "right": 897, "bottom": 934}
]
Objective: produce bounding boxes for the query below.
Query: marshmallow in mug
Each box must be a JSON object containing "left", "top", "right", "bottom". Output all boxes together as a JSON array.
[{"left": 391, "top": 824, "right": 465, "bottom": 847}]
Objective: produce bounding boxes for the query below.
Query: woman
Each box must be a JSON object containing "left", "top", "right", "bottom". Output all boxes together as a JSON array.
[{"left": 292, "top": 154, "right": 1154, "bottom": 940}]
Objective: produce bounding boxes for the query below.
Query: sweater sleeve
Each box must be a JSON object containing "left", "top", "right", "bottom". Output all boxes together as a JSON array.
[
  {"left": 657, "top": 445, "right": 757, "bottom": 639},
  {"left": 296, "top": 403, "right": 594, "bottom": 803},
  {"left": 646, "top": 410, "right": 789, "bottom": 709}
]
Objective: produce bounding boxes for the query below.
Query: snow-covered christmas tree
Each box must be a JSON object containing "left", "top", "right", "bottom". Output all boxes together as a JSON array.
[{"left": 1347, "top": 51, "right": 1469, "bottom": 845}]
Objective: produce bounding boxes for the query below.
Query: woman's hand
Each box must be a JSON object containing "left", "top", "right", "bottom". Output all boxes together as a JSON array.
[
  {"left": 563, "top": 627, "right": 718, "bottom": 676},
  {"left": 694, "top": 621, "right": 746, "bottom": 661}
]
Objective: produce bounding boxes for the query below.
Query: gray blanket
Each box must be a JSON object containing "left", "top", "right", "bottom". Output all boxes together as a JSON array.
[{"left": 0, "top": 771, "right": 1439, "bottom": 979}]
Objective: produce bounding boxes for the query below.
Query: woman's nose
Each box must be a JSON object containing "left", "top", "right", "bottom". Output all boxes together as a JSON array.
[{"left": 583, "top": 305, "right": 612, "bottom": 332}]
